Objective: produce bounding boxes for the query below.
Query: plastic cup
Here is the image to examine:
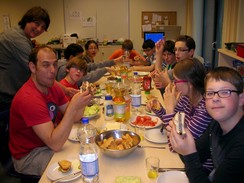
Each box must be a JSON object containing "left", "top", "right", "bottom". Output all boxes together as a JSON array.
[
  {"left": 146, "top": 157, "right": 160, "bottom": 179},
  {"left": 105, "top": 81, "right": 113, "bottom": 95}
]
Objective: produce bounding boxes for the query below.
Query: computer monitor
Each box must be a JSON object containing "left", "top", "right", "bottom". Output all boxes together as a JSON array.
[{"left": 144, "top": 32, "right": 165, "bottom": 43}]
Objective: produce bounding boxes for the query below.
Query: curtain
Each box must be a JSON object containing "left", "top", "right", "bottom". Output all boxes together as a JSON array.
[
  {"left": 222, "top": 0, "right": 239, "bottom": 47},
  {"left": 186, "top": 0, "right": 194, "bottom": 36}
]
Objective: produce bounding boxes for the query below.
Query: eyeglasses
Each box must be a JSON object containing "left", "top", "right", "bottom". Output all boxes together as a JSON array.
[
  {"left": 204, "top": 89, "right": 240, "bottom": 99},
  {"left": 173, "top": 79, "right": 188, "bottom": 84},
  {"left": 174, "top": 48, "right": 189, "bottom": 52}
]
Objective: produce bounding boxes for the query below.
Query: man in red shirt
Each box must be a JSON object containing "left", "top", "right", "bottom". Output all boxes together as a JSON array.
[{"left": 9, "top": 45, "right": 92, "bottom": 176}]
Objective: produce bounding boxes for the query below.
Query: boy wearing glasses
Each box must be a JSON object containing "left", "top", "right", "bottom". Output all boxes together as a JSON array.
[
  {"left": 167, "top": 67, "right": 244, "bottom": 182},
  {"left": 153, "top": 35, "right": 196, "bottom": 90}
]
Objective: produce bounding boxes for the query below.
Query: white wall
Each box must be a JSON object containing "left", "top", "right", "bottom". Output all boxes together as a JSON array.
[{"left": 63, "top": 0, "right": 129, "bottom": 41}]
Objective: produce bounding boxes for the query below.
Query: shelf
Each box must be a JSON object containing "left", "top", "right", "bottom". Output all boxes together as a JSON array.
[{"left": 218, "top": 48, "right": 244, "bottom": 67}]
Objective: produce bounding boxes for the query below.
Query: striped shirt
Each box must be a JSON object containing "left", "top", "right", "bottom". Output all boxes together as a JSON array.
[{"left": 153, "top": 95, "right": 214, "bottom": 171}]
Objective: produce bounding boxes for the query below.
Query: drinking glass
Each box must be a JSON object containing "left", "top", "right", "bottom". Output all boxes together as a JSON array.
[{"left": 146, "top": 157, "right": 160, "bottom": 179}]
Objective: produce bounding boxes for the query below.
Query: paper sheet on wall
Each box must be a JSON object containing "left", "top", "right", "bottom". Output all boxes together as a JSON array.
[
  {"left": 82, "top": 17, "right": 96, "bottom": 27},
  {"left": 3, "top": 14, "right": 11, "bottom": 31},
  {"left": 142, "top": 24, "right": 152, "bottom": 32}
]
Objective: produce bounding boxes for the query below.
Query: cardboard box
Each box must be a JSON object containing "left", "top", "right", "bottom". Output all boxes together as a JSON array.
[
  {"left": 237, "top": 44, "right": 244, "bottom": 58},
  {"left": 62, "top": 37, "right": 77, "bottom": 48}
]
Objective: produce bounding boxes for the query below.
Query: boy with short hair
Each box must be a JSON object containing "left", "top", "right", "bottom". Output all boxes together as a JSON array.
[
  {"left": 60, "top": 56, "right": 87, "bottom": 100},
  {"left": 167, "top": 66, "right": 244, "bottom": 182}
]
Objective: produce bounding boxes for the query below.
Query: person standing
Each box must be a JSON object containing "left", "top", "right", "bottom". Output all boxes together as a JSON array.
[{"left": 0, "top": 7, "right": 50, "bottom": 111}]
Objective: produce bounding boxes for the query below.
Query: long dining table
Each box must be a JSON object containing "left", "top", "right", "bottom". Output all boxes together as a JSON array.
[{"left": 39, "top": 75, "right": 185, "bottom": 183}]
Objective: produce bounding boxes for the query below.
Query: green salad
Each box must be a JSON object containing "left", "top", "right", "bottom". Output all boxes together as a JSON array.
[{"left": 84, "top": 104, "right": 100, "bottom": 117}]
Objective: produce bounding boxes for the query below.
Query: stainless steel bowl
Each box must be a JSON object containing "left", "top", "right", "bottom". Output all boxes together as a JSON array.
[{"left": 95, "top": 130, "right": 141, "bottom": 158}]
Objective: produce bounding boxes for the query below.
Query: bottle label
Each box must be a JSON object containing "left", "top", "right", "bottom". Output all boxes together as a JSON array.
[
  {"left": 131, "top": 95, "right": 141, "bottom": 107},
  {"left": 80, "top": 155, "right": 99, "bottom": 177},
  {"left": 143, "top": 77, "right": 151, "bottom": 90},
  {"left": 106, "top": 104, "right": 114, "bottom": 117},
  {"left": 114, "top": 104, "right": 126, "bottom": 119}
]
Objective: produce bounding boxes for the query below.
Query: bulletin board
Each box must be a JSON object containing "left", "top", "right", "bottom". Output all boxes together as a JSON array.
[{"left": 141, "top": 11, "right": 177, "bottom": 37}]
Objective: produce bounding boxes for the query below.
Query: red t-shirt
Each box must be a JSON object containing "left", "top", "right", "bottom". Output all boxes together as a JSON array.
[
  {"left": 60, "top": 78, "right": 78, "bottom": 101},
  {"left": 9, "top": 78, "right": 68, "bottom": 159},
  {"left": 109, "top": 48, "right": 145, "bottom": 61}
]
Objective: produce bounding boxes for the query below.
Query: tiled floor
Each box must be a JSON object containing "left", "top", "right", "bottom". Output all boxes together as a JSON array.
[{"left": 0, "top": 164, "right": 21, "bottom": 183}]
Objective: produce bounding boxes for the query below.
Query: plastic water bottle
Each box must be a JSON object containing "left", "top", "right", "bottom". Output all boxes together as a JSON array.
[
  {"left": 78, "top": 118, "right": 99, "bottom": 183},
  {"left": 131, "top": 72, "right": 141, "bottom": 114}
]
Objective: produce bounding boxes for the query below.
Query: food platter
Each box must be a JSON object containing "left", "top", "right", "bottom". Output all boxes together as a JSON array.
[
  {"left": 130, "top": 115, "right": 162, "bottom": 129},
  {"left": 144, "top": 128, "right": 167, "bottom": 144},
  {"left": 46, "top": 159, "right": 81, "bottom": 182},
  {"left": 156, "top": 171, "right": 189, "bottom": 183}
]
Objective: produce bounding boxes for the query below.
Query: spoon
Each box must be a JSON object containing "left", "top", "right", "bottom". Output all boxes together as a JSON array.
[{"left": 137, "top": 145, "right": 165, "bottom": 149}]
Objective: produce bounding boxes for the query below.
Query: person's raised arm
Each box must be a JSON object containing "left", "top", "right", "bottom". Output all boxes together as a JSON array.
[{"left": 32, "top": 90, "right": 92, "bottom": 151}]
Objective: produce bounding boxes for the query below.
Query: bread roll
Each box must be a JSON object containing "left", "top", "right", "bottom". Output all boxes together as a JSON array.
[
  {"left": 58, "top": 160, "right": 71, "bottom": 173},
  {"left": 173, "top": 112, "right": 186, "bottom": 135}
]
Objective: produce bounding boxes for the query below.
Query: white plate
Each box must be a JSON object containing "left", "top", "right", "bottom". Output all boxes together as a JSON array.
[
  {"left": 83, "top": 112, "right": 99, "bottom": 119},
  {"left": 130, "top": 115, "right": 162, "bottom": 129},
  {"left": 68, "top": 128, "right": 79, "bottom": 142},
  {"left": 145, "top": 129, "right": 167, "bottom": 144},
  {"left": 46, "top": 159, "right": 81, "bottom": 182},
  {"left": 157, "top": 171, "right": 189, "bottom": 183},
  {"left": 136, "top": 71, "right": 150, "bottom": 76}
]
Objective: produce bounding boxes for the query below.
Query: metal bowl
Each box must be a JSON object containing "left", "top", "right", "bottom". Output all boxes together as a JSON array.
[{"left": 95, "top": 130, "right": 141, "bottom": 158}]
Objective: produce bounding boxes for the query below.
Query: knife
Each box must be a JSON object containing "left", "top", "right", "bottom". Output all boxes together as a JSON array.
[
  {"left": 179, "top": 112, "right": 183, "bottom": 135},
  {"left": 158, "top": 168, "right": 185, "bottom": 172},
  {"left": 51, "top": 170, "right": 82, "bottom": 183}
]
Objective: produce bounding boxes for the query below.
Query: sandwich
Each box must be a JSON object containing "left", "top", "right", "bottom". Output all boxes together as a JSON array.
[
  {"left": 173, "top": 112, "right": 186, "bottom": 135},
  {"left": 80, "top": 81, "right": 97, "bottom": 95},
  {"left": 58, "top": 160, "right": 72, "bottom": 173}
]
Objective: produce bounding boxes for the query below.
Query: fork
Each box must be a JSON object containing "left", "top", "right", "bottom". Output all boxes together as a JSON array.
[{"left": 137, "top": 145, "right": 165, "bottom": 149}]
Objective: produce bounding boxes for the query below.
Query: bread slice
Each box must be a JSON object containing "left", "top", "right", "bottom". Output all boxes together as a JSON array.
[
  {"left": 173, "top": 112, "right": 186, "bottom": 135},
  {"left": 58, "top": 160, "right": 71, "bottom": 173}
]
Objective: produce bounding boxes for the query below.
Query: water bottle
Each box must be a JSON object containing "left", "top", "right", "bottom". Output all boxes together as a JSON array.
[
  {"left": 78, "top": 118, "right": 99, "bottom": 183},
  {"left": 131, "top": 72, "right": 141, "bottom": 114}
]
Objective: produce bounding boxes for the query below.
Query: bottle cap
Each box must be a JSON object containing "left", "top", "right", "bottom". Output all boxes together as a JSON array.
[
  {"left": 81, "top": 118, "right": 89, "bottom": 124},
  {"left": 145, "top": 91, "right": 150, "bottom": 94},
  {"left": 117, "top": 77, "right": 122, "bottom": 82},
  {"left": 105, "top": 95, "right": 112, "bottom": 100}
]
